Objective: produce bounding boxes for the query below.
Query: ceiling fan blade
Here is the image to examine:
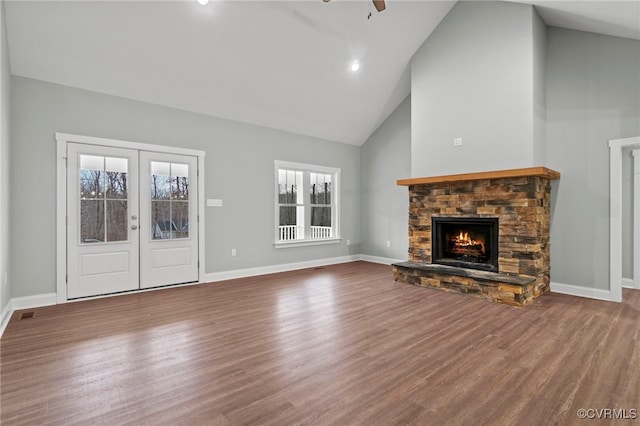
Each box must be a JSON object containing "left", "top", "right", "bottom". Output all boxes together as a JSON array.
[
  {"left": 322, "top": 0, "right": 385, "bottom": 13},
  {"left": 372, "top": 0, "right": 386, "bottom": 12}
]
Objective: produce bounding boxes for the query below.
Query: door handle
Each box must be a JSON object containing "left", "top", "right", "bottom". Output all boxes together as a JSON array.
[{"left": 131, "top": 225, "right": 138, "bottom": 230}]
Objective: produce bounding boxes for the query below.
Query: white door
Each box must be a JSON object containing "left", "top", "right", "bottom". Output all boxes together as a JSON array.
[
  {"left": 139, "top": 152, "right": 198, "bottom": 289},
  {"left": 67, "top": 143, "right": 140, "bottom": 298},
  {"left": 67, "top": 145, "right": 199, "bottom": 298}
]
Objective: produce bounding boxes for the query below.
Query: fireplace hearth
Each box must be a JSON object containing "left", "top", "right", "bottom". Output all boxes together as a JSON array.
[{"left": 432, "top": 217, "right": 498, "bottom": 272}]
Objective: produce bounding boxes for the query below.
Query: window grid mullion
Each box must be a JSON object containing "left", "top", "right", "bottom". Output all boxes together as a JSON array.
[{"left": 303, "top": 171, "right": 310, "bottom": 240}]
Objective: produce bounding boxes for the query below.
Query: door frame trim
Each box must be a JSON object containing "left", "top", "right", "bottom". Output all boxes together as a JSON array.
[
  {"left": 56, "top": 132, "right": 206, "bottom": 303},
  {"left": 634, "top": 149, "right": 640, "bottom": 290},
  {"left": 609, "top": 135, "right": 640, "bottom": 303}
]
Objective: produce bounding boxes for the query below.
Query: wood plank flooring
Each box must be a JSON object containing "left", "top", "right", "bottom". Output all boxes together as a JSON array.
[{"left": 1, "top": 261, "right": 639, "bottom": 425}]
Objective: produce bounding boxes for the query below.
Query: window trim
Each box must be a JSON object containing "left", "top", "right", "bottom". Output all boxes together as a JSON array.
[{"left": 274, "top": 160, "right": 341, "bottom": 248}]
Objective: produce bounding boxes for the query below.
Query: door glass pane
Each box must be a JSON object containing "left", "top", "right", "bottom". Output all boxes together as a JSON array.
[
  {"left": 150, "top": 161, "right": 190, "bottom": 240},
  {"left": 80, "top": 155, "right": 104, "bottom": 171},
  {"left": 80, "top": 169, "right": 104, "bottom": 199},
  {"left": 151, "top": 201, "right": 171, "bottom": 239},
  {"left": 105, "top": 157, "right": 127, "bottom": 173},
  {"left": 81, "top": 200, "right": 105, "bottom": 243},
  {"left": 173, "top": 201, "right": 189, "bottom": 238},
  {"left": 171, "top": 163, "right": 189, "bottom": 178},
  {"left": 106, "top": 200, "right": 128, "bottom": 242},
  {"left": 172, "top": 176, "right": 189, "bottom": 201},
  {"left": 105, "top": 171, "right": 128, "bottom": 199},
  {"left": 151, "top": 175, "right": 171, "bottom": 200},
  {"left": 151, "top": 161, "right": 170, "bottom": 176}
]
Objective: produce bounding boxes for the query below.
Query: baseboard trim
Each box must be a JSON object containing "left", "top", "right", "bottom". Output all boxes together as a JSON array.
[
  {"left": 203, "top": 255, "right": 362, "bottom": 283},
  {"left": 0, "top": 293, "right": 57, "bottom": 337},
  {"left": 11, "top": 293, "right": 58, "bottom": 310},
  {"left": 622, "top": 278, "right": 635, "bottom": 289},
  {"left": 1, "top": 299, "right": 14, "bottom": 337},
  {"left": 551, "top": 282, "right": 615, "bottom": 302},
  {"left": 359, "top": 255, "right": 404, "bottom": 265}
]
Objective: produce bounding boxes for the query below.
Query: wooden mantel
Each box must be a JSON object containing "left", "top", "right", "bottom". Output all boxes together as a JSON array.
[{"left": 397, "top": 167, "right": 560, "bottom": 186}]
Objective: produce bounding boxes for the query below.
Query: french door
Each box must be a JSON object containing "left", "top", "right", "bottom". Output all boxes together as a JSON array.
[
  {"left": 67, "top": 143, "right": 198, "bottom": 299},
  {"left": 139, "top": 151, "right": 198, "bottom": 289}
]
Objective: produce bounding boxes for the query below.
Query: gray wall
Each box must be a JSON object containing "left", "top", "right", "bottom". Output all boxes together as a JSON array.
[
  {"left": 546, "top": 27, "right": 640, "bottom": 288},
  {"left": 1, "top": 1, "right": 10, "bottom": 313},
  {"left": 532, "top": 7, "right": 547, "bottom": 165},
  {"left": 360, "top": 96, "right": 411, "bottom": 261},
  {"left": 410, "top": 1, "right": 542, "bottom": 177},
  {"left": 10, "top": 76, "right": 361, "bottom": 298}
]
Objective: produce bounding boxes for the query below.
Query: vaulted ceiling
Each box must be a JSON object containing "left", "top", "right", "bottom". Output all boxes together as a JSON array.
[{"left": 5, "top": 1, "right": 640, "bottom": 146}]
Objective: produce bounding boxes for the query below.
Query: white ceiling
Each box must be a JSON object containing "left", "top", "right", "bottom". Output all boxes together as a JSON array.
[{"left": 5, "top": 1, "right": 640, "bottom": 146}]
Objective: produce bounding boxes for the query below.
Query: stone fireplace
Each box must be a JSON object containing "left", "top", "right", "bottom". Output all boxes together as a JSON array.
[{"left": 393, "top": 167, "right": 560, "bottom": 306}]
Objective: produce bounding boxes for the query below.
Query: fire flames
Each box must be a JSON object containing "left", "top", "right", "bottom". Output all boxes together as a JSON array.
[{"left": 452, "top": 231, "right": 485, "bottom": 255}]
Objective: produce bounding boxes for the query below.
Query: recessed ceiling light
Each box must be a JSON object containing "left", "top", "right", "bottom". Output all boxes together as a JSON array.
[
  {"left": 197, "top": 0, "right": 209, "bottom": 5},
  {"left": 351, "top": 61, "right": 360, "bottom": 72}
]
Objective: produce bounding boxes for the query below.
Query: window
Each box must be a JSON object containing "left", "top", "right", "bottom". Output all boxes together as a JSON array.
[{"left": 275, "top": 161, "right": 340, "bottom": 247}]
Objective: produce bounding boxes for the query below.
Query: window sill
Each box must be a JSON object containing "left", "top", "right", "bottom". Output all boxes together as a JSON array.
[{"left": 274, "top": 238, "right": 341, "bottom": 249}]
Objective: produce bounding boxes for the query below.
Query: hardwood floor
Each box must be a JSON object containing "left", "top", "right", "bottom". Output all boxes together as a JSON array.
[{"left": 1, "top": 261, "right": 639, "bottom": 425}]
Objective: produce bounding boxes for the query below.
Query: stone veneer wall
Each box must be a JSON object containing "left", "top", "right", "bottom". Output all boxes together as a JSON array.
[{"left": 399, "top": 175, "right": 554, "bottom": 304}]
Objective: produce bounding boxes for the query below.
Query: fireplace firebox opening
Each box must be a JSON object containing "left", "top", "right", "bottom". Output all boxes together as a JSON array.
[{"left": 432, "top": 217, "right": 499, "bottom": 272}]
